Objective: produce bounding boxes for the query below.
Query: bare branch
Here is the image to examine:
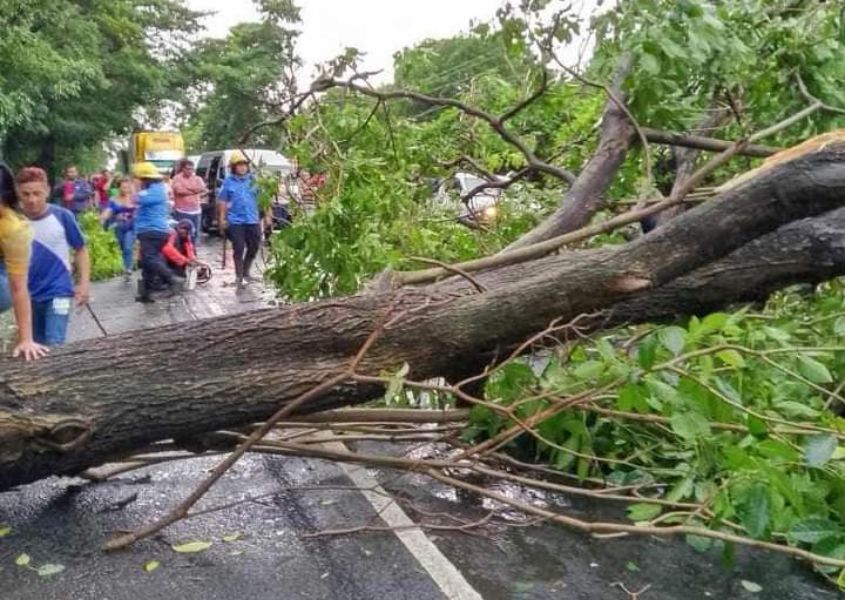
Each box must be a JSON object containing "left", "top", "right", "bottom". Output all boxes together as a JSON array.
[
  {"left": 797, "top": 73, "right": 845, "bottom": 116},
  {"left": 438, "top": 155, "right": 496, "bottom": 181},
  {"left": 315, "top": 76, "right": 577, "bottom": 184},
  {"left": 642, "top": 127, "right": 778, "bottom": 158},
  {"left": 459, "top": 166, "right": 532, "bottom": 203},
  {"left": 499, "top": 69, "right": 549, "bottom": 123}
]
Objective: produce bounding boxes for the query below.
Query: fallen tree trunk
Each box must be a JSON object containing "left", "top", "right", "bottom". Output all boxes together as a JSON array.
[{"left": 1, "top": 144, "right": 844, "bottom": 490}]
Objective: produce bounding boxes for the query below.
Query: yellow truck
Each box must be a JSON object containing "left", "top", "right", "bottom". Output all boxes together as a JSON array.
[{"left": 124, "top": 131, "right": 186, "bottom": 174}]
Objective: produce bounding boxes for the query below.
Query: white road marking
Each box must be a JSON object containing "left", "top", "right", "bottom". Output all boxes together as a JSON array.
[{"left": 326, "top": 442, "right": 484, "bottom": 600}]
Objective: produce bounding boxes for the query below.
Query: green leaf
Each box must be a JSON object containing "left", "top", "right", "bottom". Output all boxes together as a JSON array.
[
  {"left": 640, "top": 52, "right": 661, "bottom": 76},
  {"left": 833, "top": 317, "right": 845, "bottom": 337},
  {"left": 670, "top": 412, "right": 711, "bottom": 441},
  {"left": 626, "top": 503, "right": 662, "bottom": 522},
  {"left": 738, "top": 483, "right": 770, "bottom": 539},
  {"left": 762, "top": 326, "right": 790, "bottom": 343},
  {"left": 746, "top": 416, "right": 768, "bottom": 438},
  {"left": 15, "top": 553, "right": 31, "bottom": 566},
  {"left": 0, "top": 524, "right": 11, "bottom": 537},
  {"left": 805, "top": 434, "right": 837, "bottom": 467},
  {"left": 756, "top": 440, "right": 798, "bottom": 461},
  {"left": 36, "top": 564, "right": 65, "bottom": 577},
  {"left": 171, "top": 540, "right": 213, "bottom": 554},
  {"left": 637, "top": 335, "right": 657, "bottom": 370},
  {"left": 647, "top": 378, "right": 679, "bottom": 407},
  {"left": 740, "top": 580, "right": 763, "bottom": 593},
  {"left": 685, "top": 534, "right": 713, "bottom": 552},
  {"left": 715, "top": 349, "right": 745, "bottom": 368},
  {"left": 812, "top": 536, "right": 845, "bottom": 568},
  {"left": 625, "top": 560, "right": 640, "bottom": 572},
  {"left": 658, "top": 326, "right": 686, "bottom": 356},
  {"left": 796, "top": 355, "right": 833, "bottom": 384},
  {"left": 573, "top": 360, "right": 604, "bottom": 380},
  {"left": 665, "top": 476, "right": 694, "bottom": 503},
  {"left": 222, "top": 533, "right": 241, "bottom": 543},
  {"left": 144, "top": 560, "right": 160, "bottom": 573},
  {"left": 701, "top": 312, "right": 729, "bottom": 333},
  {"left": 657, "top": 37, "right": 686, "bottom": 59},
  {"left": 788, "top": 518, "right": 840, "bottom": 544},
  {"left": 775, "top": 401, "right": 820, "bottom": 419}
]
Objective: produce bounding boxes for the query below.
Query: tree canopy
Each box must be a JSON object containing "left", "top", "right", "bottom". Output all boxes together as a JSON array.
[{"left": 0, "top": 0, "right": 202, "bottom": 175}]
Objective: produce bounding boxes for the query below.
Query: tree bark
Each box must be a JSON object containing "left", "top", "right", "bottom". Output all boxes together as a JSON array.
[{"left": 1, "top": 144, "right": 844, "bottom": 491}]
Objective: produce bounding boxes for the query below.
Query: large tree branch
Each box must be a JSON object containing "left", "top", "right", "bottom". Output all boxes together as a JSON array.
[
  {"left": 401, "top": 102, "right": 834, "bottom": 285},
  {"left": 507, "top": 56, "right": 635, "bottom": 249},
  {"left": 2, "top": 142, "right": 844, "bottom": 491}
]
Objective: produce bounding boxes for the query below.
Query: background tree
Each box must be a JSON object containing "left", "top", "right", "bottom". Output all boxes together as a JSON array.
[
  {"left": 0, "top": 0, "right": 202, "bottom": 176},
  {"left": 180, "top": 1, "right": 300, "bottom": 151}
]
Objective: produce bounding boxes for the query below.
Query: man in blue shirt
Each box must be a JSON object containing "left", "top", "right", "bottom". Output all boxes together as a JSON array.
[
  {"left": 217, "top": 151, "right": 261, "bottom": 290},
  {"left": 17, "top": 167, "right": 90, "bottom": 345}
]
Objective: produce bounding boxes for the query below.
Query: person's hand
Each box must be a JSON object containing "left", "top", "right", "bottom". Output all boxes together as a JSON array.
[
  {"left": 13, "top": 339, "right": 49, "bottom": 361},
  {"left": 75, "top": 283, "right": 91, "bottom": 307}
]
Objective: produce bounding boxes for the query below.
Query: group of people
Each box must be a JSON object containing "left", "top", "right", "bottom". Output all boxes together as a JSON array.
[
  {"left": 0, "top": 149, "right": 265, "bottom": 360},
  {"left": 128, "top": 150, "right": 263, "bottom": 301}
]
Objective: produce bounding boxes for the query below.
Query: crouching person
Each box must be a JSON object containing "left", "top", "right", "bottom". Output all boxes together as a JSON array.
[
  {"left": 17, "top": 167, "right": 90, "bottom": 346},
  {"left": 162, "top": 219, "right": 197, "bottom": 277}
]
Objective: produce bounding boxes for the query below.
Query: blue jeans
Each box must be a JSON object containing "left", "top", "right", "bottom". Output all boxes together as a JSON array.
[
  {"left": 0, "top": 265, "right": 10, "bottom": 313},
  {"left": 114, "top": 227, "right": 136, "bottom": 271},
  {"left": 32, "top": 297, "right": 72, "bottom": 345},
  {"left": 174, "top": 211, "right": 200, "bottom": 244}
]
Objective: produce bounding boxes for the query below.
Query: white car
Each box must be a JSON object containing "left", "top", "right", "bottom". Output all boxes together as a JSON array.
[{"left": 433, "top": 172, "right": 506, "bottom": 226}]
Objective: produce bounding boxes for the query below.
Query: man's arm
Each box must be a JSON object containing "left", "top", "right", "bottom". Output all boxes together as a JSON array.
[
  {"left": 74, "top": 246, "right": 91, "bottom": 306},
  {"left": 61, "top": 210, "right": 90, "bottom": 306},
  {"left": 217, "top": 180, "right": 229, "bottom": 232}
]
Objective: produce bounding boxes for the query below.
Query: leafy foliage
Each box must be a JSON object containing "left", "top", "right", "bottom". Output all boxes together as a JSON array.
[
  {"left": 78, "top": 211, "right": 124, "bottom": 281},
  {"left": 464, "top": 281, "right": 845, "bottom": 564},
  {"left": 262, "top": 0, "right": 843, "bottom": 301}
]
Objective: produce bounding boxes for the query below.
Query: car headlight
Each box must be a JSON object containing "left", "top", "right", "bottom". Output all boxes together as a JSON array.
[{"left": 483, "top": 205, "right": 498, "bottom": 219}]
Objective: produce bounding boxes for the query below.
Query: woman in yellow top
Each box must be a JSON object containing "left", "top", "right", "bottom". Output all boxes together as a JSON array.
[{"left": 0, "top": 163, "right": 48, "bottom": 360}]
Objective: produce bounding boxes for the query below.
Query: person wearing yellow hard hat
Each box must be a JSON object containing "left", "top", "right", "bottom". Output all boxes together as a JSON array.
[
  {"left": 217, "top": 150, "right": 261, "bottom": 290},
  {"left": 132, "top": 162, "right": 178, "bottom": 303}
]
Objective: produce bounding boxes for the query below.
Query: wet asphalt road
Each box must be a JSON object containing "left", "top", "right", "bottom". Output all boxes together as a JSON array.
[{"left": 0, "top": 238, "right": 838, "bottom": 599}]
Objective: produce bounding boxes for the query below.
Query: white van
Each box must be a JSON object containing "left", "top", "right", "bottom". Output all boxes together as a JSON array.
[{"left": 195, "top": 149, "right": 294, "bottom": 233}]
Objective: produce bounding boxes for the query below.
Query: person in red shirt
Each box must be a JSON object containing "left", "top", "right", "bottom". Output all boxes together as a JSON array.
[
  {"left": 92, "top": 169, "right": 112, "bottom": 211},
  {"left": 171, "top": 159, "right": 207, "bottom": 243},
  {"left": 161, "top": 219, "right": 196, "bottom": 277}
]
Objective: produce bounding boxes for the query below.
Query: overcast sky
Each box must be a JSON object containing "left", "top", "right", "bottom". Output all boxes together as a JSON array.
[{"left": 187, "top": 0, "right": 602, "bottom": 81}]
